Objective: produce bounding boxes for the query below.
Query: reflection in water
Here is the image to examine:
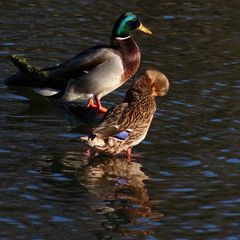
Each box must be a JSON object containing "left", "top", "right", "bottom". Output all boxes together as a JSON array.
[
  {"left": 1, "top": 1, "right": 240, "bottom": 239},
  {"left": 48, "top": 151, "right": 164, "bottom": 239}
]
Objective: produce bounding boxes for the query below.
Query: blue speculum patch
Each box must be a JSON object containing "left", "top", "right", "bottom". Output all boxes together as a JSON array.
[{"left": 113, "top": 130, "right": 131, "bottom": 140}]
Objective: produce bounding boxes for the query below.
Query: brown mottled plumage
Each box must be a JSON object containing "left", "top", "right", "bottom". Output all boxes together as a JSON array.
[{"left": 81, "top": 69, "right": 169, "bottom": 161}]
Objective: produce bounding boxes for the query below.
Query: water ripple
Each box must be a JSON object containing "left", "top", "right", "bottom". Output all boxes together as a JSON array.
[{"left": 0, "top": 1, "right": 240, "bottom": 239}]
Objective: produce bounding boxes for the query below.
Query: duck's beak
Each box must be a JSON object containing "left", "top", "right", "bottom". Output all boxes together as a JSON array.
[{"left": 138, "top": 23, "right": 152, "bottom": 34}]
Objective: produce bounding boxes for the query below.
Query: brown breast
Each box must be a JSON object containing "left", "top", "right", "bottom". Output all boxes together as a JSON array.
[{"left": 112, "top": 37, "right": 141, "bottom": 82}]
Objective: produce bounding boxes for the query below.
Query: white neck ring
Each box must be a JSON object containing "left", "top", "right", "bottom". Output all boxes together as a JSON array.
[{"left": 115, "top": 36, "right": 131, "bottom": 40}]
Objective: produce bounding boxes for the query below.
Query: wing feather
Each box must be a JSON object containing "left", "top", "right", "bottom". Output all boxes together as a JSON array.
[
  {"left": 46, "top": 46, "right": 116, "bottom": 80},
  {"left": 93, "top": 102, "right": 143, "bottom": 139}
]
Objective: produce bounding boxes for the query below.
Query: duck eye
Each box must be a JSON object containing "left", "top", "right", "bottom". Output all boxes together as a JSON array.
[{"left": 127, "top": 20, "right": 137, "bottom": 28}]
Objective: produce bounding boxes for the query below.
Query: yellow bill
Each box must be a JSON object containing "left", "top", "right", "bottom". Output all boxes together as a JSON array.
[{"left": 138, "top": 23, "right": 152, "bottom": 34}]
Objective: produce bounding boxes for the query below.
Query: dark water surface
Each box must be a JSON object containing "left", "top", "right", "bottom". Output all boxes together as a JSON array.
[{"left": 0, "top": 1, "right": 240, "bottom": 239}]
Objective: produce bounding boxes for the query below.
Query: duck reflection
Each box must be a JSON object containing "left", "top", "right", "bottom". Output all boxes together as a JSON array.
[
  {"left": 60, "top": 153, "right": 163, "bottom": 238},
  {"left": 38, "top": 149, "right": 163, "bottom": 238},
  {"left": 77, "top": 155, "right": 149, "bottom": 202}
]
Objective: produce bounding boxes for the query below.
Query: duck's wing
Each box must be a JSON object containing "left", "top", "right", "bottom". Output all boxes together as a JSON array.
[
  {"left": 5, "top": 45, "right": 117, "bottom": 89},
  {"left": 92, "top": 102, "right": 140, "bottom": 139},
  {"left": 46, "top": 45, "right": 117, "bottom": 80}
]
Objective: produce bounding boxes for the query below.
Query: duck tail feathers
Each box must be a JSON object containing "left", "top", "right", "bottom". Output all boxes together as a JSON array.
[
  {"left": 80, "top": 135, "right": 105, "bottom": 147},
  {"left": 80, "top": 136, "right": 90, "bottom": 143}
]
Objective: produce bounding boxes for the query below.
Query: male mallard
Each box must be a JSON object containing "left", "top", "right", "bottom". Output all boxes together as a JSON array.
[
  {"left": 5, "top": 12, "right": 152, "bottom": 113},
  {"left": 81, "top": 69, "right": 169, "bottom": 162}
]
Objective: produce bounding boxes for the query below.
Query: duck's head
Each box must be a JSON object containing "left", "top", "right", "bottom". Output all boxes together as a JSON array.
[
  {"left": 126, "top": 69, "right": 169, "bottom": 102},
  {"left": 144, "top": 69, "right": 169, "bottom": 97},
  {"left": 112, "top": 12, "right": 152, "bottom": 39}
]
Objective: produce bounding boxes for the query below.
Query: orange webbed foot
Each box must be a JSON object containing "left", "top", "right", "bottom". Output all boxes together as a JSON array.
[{"left": 87, "top": 98, "right": 108, "bottom": 113}]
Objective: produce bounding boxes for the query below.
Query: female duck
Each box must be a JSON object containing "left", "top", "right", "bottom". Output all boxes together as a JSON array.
[
  {"left": 5, "top": 13, "right": 152, "bottom": 113},
  {"left": 81, "top": 69, "right": 169, "bottom": 162}
]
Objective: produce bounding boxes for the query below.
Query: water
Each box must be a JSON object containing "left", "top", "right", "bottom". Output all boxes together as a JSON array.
[{"left": 0, "top": 1, "right": 240, "bottom": 239}]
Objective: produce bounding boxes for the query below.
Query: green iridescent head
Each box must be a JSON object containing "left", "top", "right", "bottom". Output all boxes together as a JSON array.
[{"left": 112, "top": 12, "right": 152, "bottom": 38}]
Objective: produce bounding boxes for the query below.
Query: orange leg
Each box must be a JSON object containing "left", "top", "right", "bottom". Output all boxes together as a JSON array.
[
  {"left": 95, "top": 97, "right": 108, "bottom": 113},
  {"left": 87, "top": 97, "right": 107, "bottom": 113},
  {"left": 126, "top": 148, "right": 132, "bottom": 164},
  {"left": 87, "top": 98, "right": 96, "bottom": 108},
  {"left": 86, "top": 148, "right": 91, "bottom": 157}
]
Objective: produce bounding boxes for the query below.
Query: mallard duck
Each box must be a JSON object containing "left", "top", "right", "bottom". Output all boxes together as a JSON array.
[
  {"left": 5, "top": 12, "right": 152, "bottom": 113},
  {"left": 81, "top": 69, "right": 169, "bottom": 162}
]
